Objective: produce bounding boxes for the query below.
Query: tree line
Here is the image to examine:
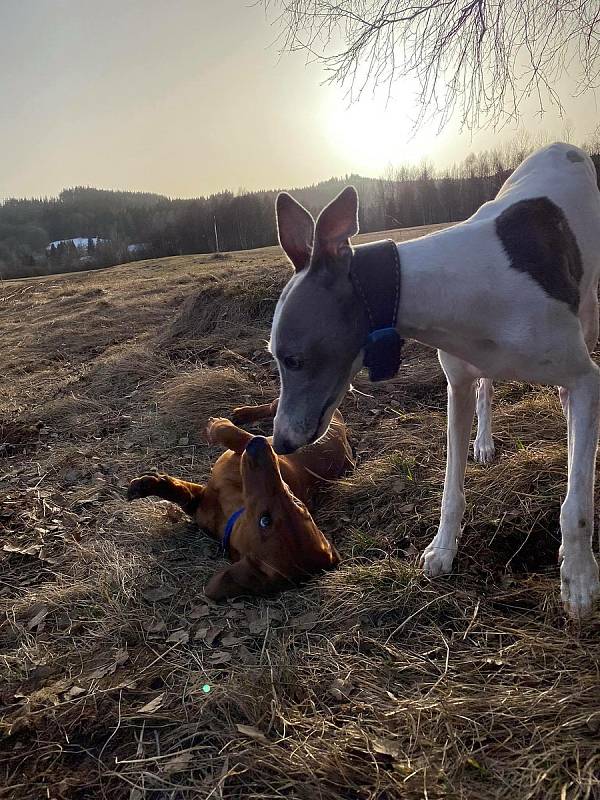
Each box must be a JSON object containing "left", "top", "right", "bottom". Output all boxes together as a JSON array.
[{"left": 2, "top": 133, "right": 599, "bottom": 279}]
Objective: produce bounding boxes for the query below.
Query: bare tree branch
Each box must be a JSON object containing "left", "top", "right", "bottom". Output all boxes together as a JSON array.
[{"left": 261, "top": 0, "right": 600, "bottom": 130}]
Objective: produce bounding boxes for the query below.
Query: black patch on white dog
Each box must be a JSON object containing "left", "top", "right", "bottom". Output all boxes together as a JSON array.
[{"left": 496, "top": 197, "right": 582, "bottom": 312}]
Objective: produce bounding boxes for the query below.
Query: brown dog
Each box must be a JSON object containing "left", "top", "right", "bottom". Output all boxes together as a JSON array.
[{"left": 127, "top": 400, "right": 353, "bottom": 600}]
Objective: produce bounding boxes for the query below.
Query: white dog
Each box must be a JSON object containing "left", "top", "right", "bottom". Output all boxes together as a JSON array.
[{"left": 268, "top": 143, "right": 600, "bottom": 619}]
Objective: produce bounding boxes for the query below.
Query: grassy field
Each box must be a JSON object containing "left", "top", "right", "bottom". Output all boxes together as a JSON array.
[{"left": 1, "top": 223, "right": 599, "bottom": 800}]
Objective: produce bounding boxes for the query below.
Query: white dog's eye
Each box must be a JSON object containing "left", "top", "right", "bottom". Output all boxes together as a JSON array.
[
  {"left": 283, "top": 355, "right": 303, "bottom": 371},
  {"left": 259, "top": 513, "right": 272, "bottom": 529}
]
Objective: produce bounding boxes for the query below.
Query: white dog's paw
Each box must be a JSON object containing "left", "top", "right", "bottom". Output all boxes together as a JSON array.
[
  {"left": 473, "top": 434, "right": 495, "bottom": 464},
  {"left": 560, "top": 551, "right": 599, "bottom": 619},
  {"left": 420, "top": 538, "right": 457, "bottom": 577}
]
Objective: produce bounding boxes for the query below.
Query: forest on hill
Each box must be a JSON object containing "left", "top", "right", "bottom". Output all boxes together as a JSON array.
[{"left": 2, "top": 135, "right": 599, "bottom": 279}]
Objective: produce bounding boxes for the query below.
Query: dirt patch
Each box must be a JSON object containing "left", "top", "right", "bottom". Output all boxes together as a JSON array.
[{"left": 0, "top": 418, "right": 43, "bottom": 456}]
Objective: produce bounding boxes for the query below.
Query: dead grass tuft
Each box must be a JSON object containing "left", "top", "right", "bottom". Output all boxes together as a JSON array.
[
  {"left": 155, "top": 366, "right": 276, "bottom": 444},
  {"left": 0, "top": 229, "right": 598, "bottom": 799}
]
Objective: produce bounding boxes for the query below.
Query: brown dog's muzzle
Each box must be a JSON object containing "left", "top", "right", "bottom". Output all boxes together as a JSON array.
[
  {"left": 243, "top": 435, "right": 273, "bottom": 467},
  {"left": 241, "top": 435, "right": 284, "bottom": 495}
]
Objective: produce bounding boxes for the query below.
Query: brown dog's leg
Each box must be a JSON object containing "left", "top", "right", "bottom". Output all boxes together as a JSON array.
[
  {"left": 206, "top": 417, "right": 254, "bottom": 454},
  {"left": 231, "top": 398, "right": 279, "bottom": 426},
  {"left": 205, "top": 556, "right": 278, "bottom": 600},
  {"left": 127, "top": 473, "right": 204, "bottom": 516}
]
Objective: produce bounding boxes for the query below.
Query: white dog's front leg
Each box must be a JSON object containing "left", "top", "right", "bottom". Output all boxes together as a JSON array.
[
  {"left": 560, "top": 366, "right": 600, "bottom": 619},
  {"left": 473, "top": 378, "right": 495, "bottom": 463},
  {"left": 421, "top": 376, "right": 476, "bottom": 576}
]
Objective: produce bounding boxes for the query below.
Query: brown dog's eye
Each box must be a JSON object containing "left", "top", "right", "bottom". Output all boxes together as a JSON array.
[
  {"left": 283, "top": 355, "right": 303, "bottom": 371},
  {"left": 259, "top": 513, "right": 272, "bottom": 530}
]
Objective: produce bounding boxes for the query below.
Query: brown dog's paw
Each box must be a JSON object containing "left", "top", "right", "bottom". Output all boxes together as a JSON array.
[
  {"left": 206, "top": 417, "right": 230, "bottom": 445},
  {"left": 230, "top": 406, "right": 250, "bottom": 425},
  {"left": 127, "top": 473, "right": 163, "bottom": 501}
]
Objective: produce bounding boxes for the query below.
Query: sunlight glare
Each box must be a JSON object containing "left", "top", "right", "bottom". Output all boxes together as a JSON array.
[{"left": 325, "top": 89, "right": 442, "bottom": 175}]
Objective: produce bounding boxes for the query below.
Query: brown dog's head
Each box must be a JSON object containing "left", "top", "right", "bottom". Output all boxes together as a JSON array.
[{"left": 205, "top": 436, "right": 340, "bottom": 600}]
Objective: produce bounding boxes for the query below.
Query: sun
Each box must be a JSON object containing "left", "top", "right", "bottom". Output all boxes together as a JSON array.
[{"left": 325, "top": 88, "right": 441, "bottom": 175}]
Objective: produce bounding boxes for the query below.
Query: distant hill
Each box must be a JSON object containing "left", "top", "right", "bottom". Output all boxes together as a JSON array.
[{"left": 2, "top": 141, "right": 599, "bottom": 279}]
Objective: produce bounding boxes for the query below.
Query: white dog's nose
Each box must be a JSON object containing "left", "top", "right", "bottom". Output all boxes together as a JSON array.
[{"left": 272, "top": 433, "right": 298, "bottom": 455}]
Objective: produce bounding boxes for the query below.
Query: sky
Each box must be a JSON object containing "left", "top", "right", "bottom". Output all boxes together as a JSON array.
[{"left": 1, "top": 0, "right": 599, "bottom": 200}]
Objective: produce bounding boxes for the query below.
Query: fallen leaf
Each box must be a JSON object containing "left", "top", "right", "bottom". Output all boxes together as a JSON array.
[
  {"left": 372, "top": 737, "right": 401, "bottom": 759},
  {"left": 73, "top": 493, "right": 101, "bottom": 508},
  {"left": 248, "top": 618, "right": 268, "bottom": 635},
  {"left": 290, "top": 611, "right": 318, "bottom": 631},
  {"left": 236, "top": 724, "right": 267, "bottom": 742},
  {"left": 398, "top": 503, "right": 415, "bottom": 513},
  {"left": 138, "top": 692, "right": 166, "bottom": 714},
  {"left": 237, "top": 645, "right": 253, "bottom": 664},
  {"left": 204, "top": 625, "right": 225, "bottom": 647},
  {"left": 27, "top": 606, "right": 49, "bottom": 630},
  {"left": 221, "top": 632, "right": 246, "bottom": 647},
  {"left": 143, "top": 617, "right": 166, "bottom": 633},
  {"left": 115, "top": 649, "right": 129, "bottom": 666},
  {"left": 63, "top": 686, "right": 86, "bottom": 700},
  {"left": 166, "top": 630, "right": 190, "bottom": 645},
  {"left": 189, "top": 604, "right": 210, "bottom": 620},
  {"left": 142, "top": 585, "right": 177, "bottom": 602},
  {"left": 4, "top": 542, "right": 42, "bottom": 556},
  {"left": 88, "top": 664, "right": 113, "bottom": 680},
  {"left": 89, "top": 649, "right": 129, "bottom": 680},
  {"left": 114, "top": 678, "right": 138, "bottom": 690},
  {"left": 208, "top": 650, "right": 232, "bottom": 665},
  {"left": 162, "top": 751, "right": 193, "bottom": 775},
  {"left": 328, "top": 677, "right": 352, "bottom": 701}
]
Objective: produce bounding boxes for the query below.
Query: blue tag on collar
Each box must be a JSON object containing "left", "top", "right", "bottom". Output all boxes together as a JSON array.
[{"left": 364, "top": 328, "right": 404, "bottom": 382}]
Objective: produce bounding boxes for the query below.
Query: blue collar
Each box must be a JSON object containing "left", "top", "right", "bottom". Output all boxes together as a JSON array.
[{"left": 221, "top": 507, "right": 244, "bottom": 555}]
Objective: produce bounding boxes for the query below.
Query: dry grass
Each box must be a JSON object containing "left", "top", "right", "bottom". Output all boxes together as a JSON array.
[{"left": 0, "top": 225, "right": 599, "bottom": 800}]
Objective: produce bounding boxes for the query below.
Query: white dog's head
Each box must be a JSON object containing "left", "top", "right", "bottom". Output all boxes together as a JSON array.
[{"left": 270, "top": 187, "right": 368, "bottom": 454}]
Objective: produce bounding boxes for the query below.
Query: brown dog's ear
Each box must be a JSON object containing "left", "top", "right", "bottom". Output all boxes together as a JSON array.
[
  {"left": 314, "top": 186, "right": 359, "bottom": 261},
  {"left": 276, "top": 192, "right": 315, "bottom": 273},
  {"left": 205, "top": 557, "right": 278, "bottom": 601}
]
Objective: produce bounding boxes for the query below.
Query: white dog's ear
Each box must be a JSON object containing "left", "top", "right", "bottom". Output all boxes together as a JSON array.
[
  {"left": 276, "top": 192, "right": 315, "bottom": 272},
  {"left": 314, "top": 186, "right": 359, "bottom": 261}
]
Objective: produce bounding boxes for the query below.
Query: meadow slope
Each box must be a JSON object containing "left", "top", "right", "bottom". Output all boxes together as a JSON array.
[{"left": 1, "top": 223, "right": 599, "bottom": 800}]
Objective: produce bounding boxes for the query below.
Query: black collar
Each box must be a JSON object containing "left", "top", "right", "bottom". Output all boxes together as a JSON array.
[{"left": 350, "top": 239, "right": 405, "bottom": 382}]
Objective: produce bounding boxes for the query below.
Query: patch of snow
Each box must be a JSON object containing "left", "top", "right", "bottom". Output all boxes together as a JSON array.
[
  {"left": 46, "top": 237, "right": 109, "bottom": 251},
  {"left": 127, "top": 242, "right": 150, "bottom": 254}
]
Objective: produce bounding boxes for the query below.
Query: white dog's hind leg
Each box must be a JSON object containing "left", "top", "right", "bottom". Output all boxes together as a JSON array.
[
  {"left": 421, "top": 354, "right": 477, "bottom": 576},
  {"left": 473, "top": 378, "right": 495, "bottom": 463},
  {"left": 559, "top": 386, "right": 570, "bottom": 417},
  {"left": 560, "top": 363, "right": 600, "bottom": 619}
]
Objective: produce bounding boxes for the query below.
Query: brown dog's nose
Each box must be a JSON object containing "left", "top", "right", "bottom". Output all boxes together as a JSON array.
[{"left": 244, "top": 436, "right": 271, "bottom": 466}]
